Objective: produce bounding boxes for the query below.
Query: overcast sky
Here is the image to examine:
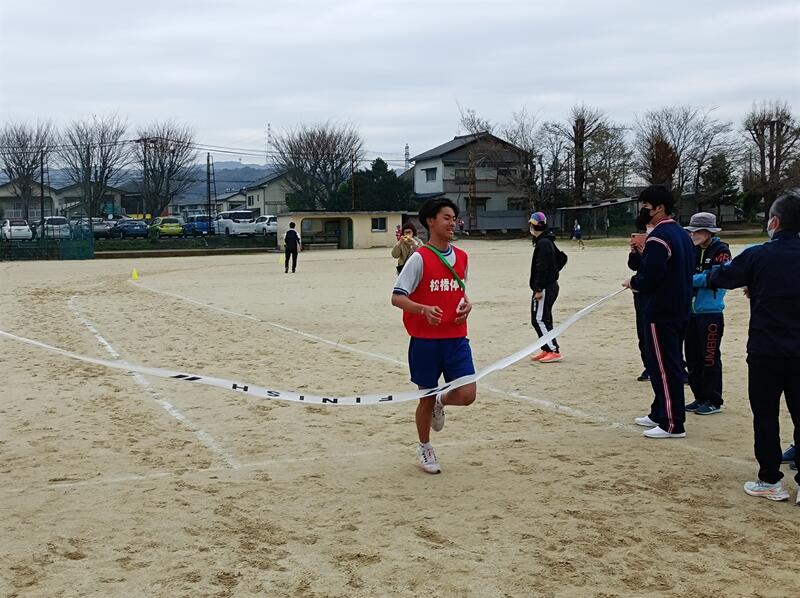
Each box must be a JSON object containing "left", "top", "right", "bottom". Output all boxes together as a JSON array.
[{"left": 1, "top": 0, "right": 798, "bottom": 167}]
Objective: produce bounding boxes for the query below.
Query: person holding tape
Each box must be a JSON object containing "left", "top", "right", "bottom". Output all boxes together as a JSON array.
[
  {"left": 391, "top": 197, "right": 476, "bottom": 474},
  {"left": 623, "top": 185, "right": 694, "bottom": 439},
  {"left": 684, "top": 212, "right": 731, "bottom": 416},
  {"left": 529, "top": 212, "right": 565, "bottom": 363},
  {"left": 707, "top": 192, "right": 800, "bottom": 504}
]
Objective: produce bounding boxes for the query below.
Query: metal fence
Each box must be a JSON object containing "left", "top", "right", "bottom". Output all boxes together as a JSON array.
[{"left": 0, "top": 237, "right": 94, "bottom": 261}]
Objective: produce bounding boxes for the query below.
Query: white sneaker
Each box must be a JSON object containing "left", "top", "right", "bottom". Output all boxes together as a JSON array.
[
  {"left": 643, "top": 426, "right": 686, "bottom": 439},
  {"left": 796, "top": 489, "right": 800, "bottom": 507},
  {"left": 743, "top": 480, "right": 790, "bottom": 501},
  {"left": 416, "top": 443, "right": 441, "bottom": 474},
  {"left": 431, "top": 394, "right": 445, "bottom": 432},
  {"left": 634, "top": 415, "right": 658, "bottom": 427}
]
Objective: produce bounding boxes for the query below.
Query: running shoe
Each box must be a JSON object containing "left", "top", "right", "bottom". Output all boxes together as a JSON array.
[
  {"left": 685, "top": 400, "right": 702, "bottom": 412},
  {"left": 530, "top": 350, "right": 548, "bottom": 362},
  {"left": 416, "top": 443, "right": 441, "bottom": 474},
  {"left": 643, "top": 426, "right": 686, "bottom": 439},
  {"left": 431, "top": 394, "right": 445, "bottom": 432},
  {"left": 782, "top": 444, "right": 796, "bottom": 464},
  {"left": 637, "top": 370, "right": 650, "bottom": 382},
  {"left": 538, "top": 352, "right": 562, "bottom": 363},
  {"left": 634, "top": 415, "right": 658, "bottom": 427},
  {"left": 696, "top": 402, "right": 722, "bottom": 415},
  {"left": 743, "top": 480, "right": 789, "bottom": 501}
]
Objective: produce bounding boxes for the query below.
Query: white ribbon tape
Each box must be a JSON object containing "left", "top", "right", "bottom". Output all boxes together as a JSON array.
[{"left": 0, "top": 289, "right": 624, "bottom": 406}]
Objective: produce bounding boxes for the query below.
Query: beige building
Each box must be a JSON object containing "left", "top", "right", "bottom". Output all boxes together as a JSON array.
[
  {"left": 243, "top": 169, "right": 292, "bottom": 217},
  {"left": 0, "top": 180, "right": 58, "bottom": 220},
  {"left": 277, "top": 211, "right": 405, "bottom": 250},
  {"left": 56, "top": 183, "right": 126, "bottom": 217}
]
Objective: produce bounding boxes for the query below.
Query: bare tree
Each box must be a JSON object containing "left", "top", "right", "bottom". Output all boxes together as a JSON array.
[
  {"left": 456, "top": 103, "right": 494, "bottom": 135},
  {"left": 634, "top": 106, "right": 733, "bottom": 201},
  {"left": 743, "top": 100, "right": 800, "bottom": 205},
  {"left": 272, "top": 122, "right": 364, "bottom": 210},
  {"left": 457, "top": 105, "right": 539, "bottom": 209},
  {"left": 133, "top": 122, "right": 198, "bottom": 218},
  {"left": 0, "top": 121, "right": 56, "bottom": 220},
  {"left": 549, "top": 104, "right": 608, "bottom": 204},
  {"left": 60, "top": 114, "right": 130, "bottom": 218},
  {"left": 535, "top": 123, "right": 571, "bottom": 210},
  {"left": 649, "top": 135, "right": 680, "bottom": 188},
  {"left": 584, "top": 122, "right": 632, "bottom": 199}
]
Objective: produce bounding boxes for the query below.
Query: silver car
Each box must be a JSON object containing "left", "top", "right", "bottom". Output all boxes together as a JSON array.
[{"left": 37, "top": 216, "right": 72, "bottom": 239}]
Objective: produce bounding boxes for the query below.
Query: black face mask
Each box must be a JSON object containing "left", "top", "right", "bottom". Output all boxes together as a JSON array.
[{"left": 635, "top": 207, "right": 653, "bottom": 230}]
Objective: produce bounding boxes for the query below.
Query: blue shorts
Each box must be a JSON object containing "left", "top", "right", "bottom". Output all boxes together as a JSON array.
[{"left": 408, "top": 337, "right": 475, "bottom": 389}]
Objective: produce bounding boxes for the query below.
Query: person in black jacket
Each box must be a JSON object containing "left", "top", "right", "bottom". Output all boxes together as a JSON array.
[
  {"left": 628, "top": 226, "right": 650, "bottom": 381},
  {"left": 284, "top": 222, "right": 301, "bottom": 273},
  {"left": 528, "top": 212, "right": 562, "bottom": 363},
  {"left": 623, "top": 185, "right": 694, "bottom": 439},
  {"left": 708, "top": 192, "right": 800, "bottom": 504}
]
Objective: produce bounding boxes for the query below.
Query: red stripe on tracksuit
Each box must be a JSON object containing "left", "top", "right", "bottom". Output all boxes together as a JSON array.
[{"left": 650, "top": 323, "right": 674, "bottom": 433}]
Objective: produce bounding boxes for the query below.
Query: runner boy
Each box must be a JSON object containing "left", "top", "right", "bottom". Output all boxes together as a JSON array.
[{"left": 391, "top": 198, "right": 476, "bottom": 474}]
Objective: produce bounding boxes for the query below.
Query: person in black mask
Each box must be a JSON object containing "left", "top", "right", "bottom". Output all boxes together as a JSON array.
[{"left": 623, "top": 185, "right": 694, "bottom": 439}]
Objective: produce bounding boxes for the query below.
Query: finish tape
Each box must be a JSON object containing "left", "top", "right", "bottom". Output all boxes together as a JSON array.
[{"left": 0, "top": 289, "right": 624, "bottom": 406}]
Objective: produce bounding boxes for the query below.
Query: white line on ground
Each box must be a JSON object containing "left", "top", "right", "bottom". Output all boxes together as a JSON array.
[
  {"left": 67, "top": 296, "right": 241, "bottom": 469},
  {"left": 132, "top": 281, "right": 403, "bottom": 364},
  {"left": 2, "top": 434, "right": 599, "bottom": 494},
  {"left": 129, "top": 280, "right": 754, "bottom": 469}
]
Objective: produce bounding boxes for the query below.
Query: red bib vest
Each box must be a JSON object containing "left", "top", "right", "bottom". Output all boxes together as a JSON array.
[{"left": 403, "top": 245, "right": 468, "bottom": 338}]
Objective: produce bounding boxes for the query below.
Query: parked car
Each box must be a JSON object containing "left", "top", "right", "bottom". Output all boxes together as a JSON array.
[
  {"left": 254, "top": 215, "right": 278, "bottom": 236},
  {"left": 35, "top": 216, "right": 72, "bottom": 239},
  {"left": 150, "top": 217, "right": 184, "bottom": 237},
  {"left": 182, "top": 215, "right": 215, "bottom": 236},
  {"left": 1, "top": 219, "right": 33, "bottom": 241},
  {"left": 72, "top": 218, "right": 113, "bottom": 239},
  {"left": 110, "top": 219, "right": 149, "bottom": 239},
  {"left": 215, "top": 211, "right": 256, "bottom": 236}
]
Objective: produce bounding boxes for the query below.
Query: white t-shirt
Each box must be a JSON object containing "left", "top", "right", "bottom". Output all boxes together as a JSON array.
[{"left": 392, "top": 245, "right": 466, "bottom": 296}]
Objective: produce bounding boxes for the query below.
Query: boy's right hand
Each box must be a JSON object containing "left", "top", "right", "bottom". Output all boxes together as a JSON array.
[{"left": 421, "top": 305, "right": 443, "bottom": 325}]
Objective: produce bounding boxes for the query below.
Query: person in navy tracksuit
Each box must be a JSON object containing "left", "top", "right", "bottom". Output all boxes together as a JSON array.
[
  {"left": 624, "top": 185, "right": 694, "bottom": 438},
  {"left": 708, "top": 192, "right": 800, "bottom": 503},
  {"left": 684, "top": 213, "right": 731, "bottom": 416}
]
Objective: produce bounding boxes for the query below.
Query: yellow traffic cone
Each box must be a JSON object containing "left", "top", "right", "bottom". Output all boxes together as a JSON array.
[{"left": 131, "top": 268, "right": 139, "bottom": 281}]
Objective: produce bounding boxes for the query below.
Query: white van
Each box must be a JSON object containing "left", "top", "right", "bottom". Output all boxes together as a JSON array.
[{"left": 215, "top": 210, "right": 256, "bottom": 236}]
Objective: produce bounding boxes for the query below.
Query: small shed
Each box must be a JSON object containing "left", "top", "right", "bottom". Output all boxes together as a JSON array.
[{"left": 277, "top": 211, "right": 405, "bottom": 250}]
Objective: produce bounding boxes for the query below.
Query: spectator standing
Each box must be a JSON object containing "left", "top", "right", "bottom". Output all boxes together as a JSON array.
[
  {"left": 684, "top": 213, "right": 731, "bottom": 416},
  {"left": 529, "top": 212, "right": 563, "bottom": 363},
  {"left": 623, "top": 185, "right": 694, "bottom": 439},
  {"left": 391, "top": 222, "right": 423, "bottom": 274},
  {"left": 708, "top": 192, "right": 800, "bottom": 504},
  {"left": 284, "top": 222, "right": 301, "bottom": 273}
]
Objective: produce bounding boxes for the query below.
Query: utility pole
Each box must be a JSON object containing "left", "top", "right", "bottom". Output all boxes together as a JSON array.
[
  {"left": 206, "top": 153, "right": 212, "bottom": 223},
  {"left": 404, "top": 144, "right": 410, "bottom": 171},
  {"left": 39, "top": 150, "right": 46, "bottom": 240},
  {"left": 141, "top": 137, "right": 148, "bottom": 219},
  {"left": 468, "top": 151, "right": 477, "bottom": 231},
  {"left": 351, "top": 154, "right": 360, "bottom": 210}
]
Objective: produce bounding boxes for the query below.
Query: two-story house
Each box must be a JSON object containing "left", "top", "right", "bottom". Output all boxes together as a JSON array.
[
  {"left": 242, "top": 167, "right": 292, "bottom": 217},
  {"left": 408, "top": 132, "right": 531, "bottom": 232}
]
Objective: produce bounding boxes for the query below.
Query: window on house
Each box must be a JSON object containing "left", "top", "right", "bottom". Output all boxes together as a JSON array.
[
  {"left": 507, "top": 197, "right": 526, "bottom": 211},
  {"left": 454, "top": 168, "right": 469, "bottom": 184},
  {"left": 371, "top": 217, "right": 387, "bottom": 232},
  {"left": 423, "top": 168, "right": 437, "bottom": 182},
  {"left": 497, "top": 168, "right": 518, "bottom": 180},
  {"left": 247, "top": 195, "right": 254, "bottom": 206}
]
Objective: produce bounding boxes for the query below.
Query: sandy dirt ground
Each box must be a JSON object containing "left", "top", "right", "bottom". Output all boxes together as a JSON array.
[{"left": 0, "top": 239, "right": 797, "bottom": 597}]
